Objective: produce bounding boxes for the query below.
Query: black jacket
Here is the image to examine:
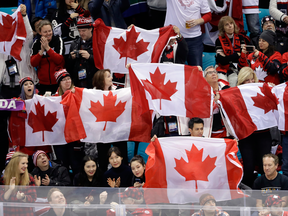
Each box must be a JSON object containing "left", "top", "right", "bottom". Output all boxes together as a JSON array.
[
  {"left": 68, "top": 37, "right": 97, "bottom": 88},
  {"left": 31, "top": 161, "right": 71, "bottom": 186}
]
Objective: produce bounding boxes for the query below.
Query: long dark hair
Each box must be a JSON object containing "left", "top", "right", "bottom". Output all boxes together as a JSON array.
[
  {"left": 77, "top": 155, "right": 102, "bottom": 187},
  {"left": 92, "top": 69, "right": 112, "bottom": 90},
  {"left": 58, "top": 0, "right": 70, "bottom": 16},
  {"left": 262, "top": 44, "right": 276, "bottom": 58}
]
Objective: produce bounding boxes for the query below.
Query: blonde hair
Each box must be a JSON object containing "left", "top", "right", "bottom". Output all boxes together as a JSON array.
[
  {"left": 237, "top": 67, "right": 259, "bottom": 86},
  {"left": 218, "top": 16, "right": 239, "bottom": 37},
  {"left": 4, "top": 152, "right": 30, "bottom": 186},
  {"left": 58, "top": 83, "right": 75, "bottom": 96}
]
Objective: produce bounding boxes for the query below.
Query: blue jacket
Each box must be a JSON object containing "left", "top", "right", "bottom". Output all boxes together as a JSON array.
[
  {"left": 18, "top": 0, "right": 57, "bottom": 19},
  {"left": 88, "top": 0, "right": 130, "bottom": 29}
]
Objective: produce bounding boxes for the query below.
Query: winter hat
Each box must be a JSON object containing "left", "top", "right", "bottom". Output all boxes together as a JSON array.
[
  {"left": 19, "top": 77, "right": 34, "bottom": 88},
  {"left": 77, "top": 11, "right": 93, "bottom": 29},
  {"left": 199, "top": 194, "right": 216, "bottom": 206},
  {"left": 5, "top": 151, "right": 15, "bottom": 166},
  {"left": 32, "top": 150, "right": 49, "bottom": 166},
  {"left": 261, "top": 16, "right": 276, "bottom": 28},
  {"left": 259, "top": 30, "right": 276, "bottom": 46},
  {"left": 265, "top": 195, "right": 284, "bottom": 207},
  {"left": 120, "top": 187, "right": 143, "bottom": 200},
  {"left": 54, "top": 68, "right": 70, "bottom": 84}
]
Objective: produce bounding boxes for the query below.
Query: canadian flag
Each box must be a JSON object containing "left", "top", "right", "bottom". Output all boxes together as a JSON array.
[
  {"left": 129, "top": 63, "right": 213, "bottom": 118},
  {"left": 92, "top": 19, "right": 176, "bottom": 74},
  {"left": 24, "top": 95, "right": 67, "bottom": 146},
  {"left": 217, "top": 83, "right": 278, "bottom": 140},
  {"left": 143, "top": 137, "right": 243, "bottom": 204},
  {"left": 0, "top": 6, "right": 27, "bottom": 61},
  {"left": 271, "top": 82, "right": 288, "bottom": 131},
  {"left": 67, "top": 87, "right": 152, "bottom": 143}
]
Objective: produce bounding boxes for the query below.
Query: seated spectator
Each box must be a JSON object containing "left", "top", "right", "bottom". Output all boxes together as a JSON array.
[
  {"left": 130, "top": 155, "right": 146, "bottom": 188},
  {"left": 261, "top": 16, "right": 288, "bottom": 55},
  {"left": 107, "top": 187, "right": 152, "bottom": 216},
  {"left": 253, "top": 154, "right": 288, "bottom": 213},
  {"left": 204, "top": 66, "right": 229, "bottom": 138},
  {"left": 188, "top": 117, "right": 204, "bottom": 137},
  {"left": 31, "top": 150, "right": 71, "bottom": 186},
  {"left": 43, "top": 188, "right": 77, "bottom": 216},
  {"left": 215, "top": 16, "right": 246, "bottom": 87},
  {"left": 102, "top": 147, "right": 133, "bottom": 188},
  {"left": 69, "top": 11, "right": 98, "bottom": 88},
  {"left": 265, "top": 195, "right": 288, "bottom": 216},
  {"left": 30, "top": 20, "right": 65, "bottom": 95},
  {"left": 88, "top": 0, "right": 130, "bottom": 29},
  {"left": 238, "top": 30, "right": 282, "bottom": 85},
  {"left": 0, "top": 152, "right": 37, "bottom": 216},
  {"left": 192, "top": 193, "right": 229, "bottom": 216}
]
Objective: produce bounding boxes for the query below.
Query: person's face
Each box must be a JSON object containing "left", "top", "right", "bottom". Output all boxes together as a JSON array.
[
  {"left": 122, "top": 197, "right": 134, "bottom": 205},
  {"left": 65, "top": 0, "right": 73, "bottom": 7},
  {"left": 243, "top": 74, "right": 255, "bottom": 84},
  {"left": 270, "top": 203, "right": 283, "bottom": 216},
  {"left": 109, "top": 152, "right": 123, "bottom": 168},
  {"left": 84, "top": 160, "right": 97, "bottom": 178},
  {"left": 49, "top": 191, "right": 66, "bottom": 206},
  {"left": 168, "top": 38, "right": 176, "bottom": 46},
  {"left": 104, "top": 71, "right": 113, "bottom": 90},
  {"left": 40, "top": 25, "right": 53, "bottom": 42},
  {"left": 263, "top": 21, "right": 276, "bottom": 32},
  {"left": 263, "top": 157, "right": 278, "bottom": 178},
  {"left": 18, "top": 157, "right": 28, "bottom": 174},
  {"left": 23, "top": 81, "right": 34, "bottom": 99},
  {"left": 37, "top": 153, "right": 49, "bottom": 169},
  {"left": 189, "top": 123, "right": 204, "bottom": 137},
  {"left": 131, "top": 161, "right": 145, "bottom": 178},
  {"left": 259, "top": 38, "right": 269, "bottom": 52},
  {"left": 224, "top": 21, "right": 234, "bottom": 35},
  {"left": 78, "top": 28, "right": 92, "bottom": 41},
  {"left": 60, "top": 76, "right": 72, "bottom": 93},
  {"left": 203, "top": 200, "right": 216, "bottom": 213},
  {"left": 205, "top": 68, "right": 218, "bottom": 84}
]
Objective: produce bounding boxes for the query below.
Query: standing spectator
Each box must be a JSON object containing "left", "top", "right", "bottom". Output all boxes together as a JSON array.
[
  {"left": 188, "top": 117, "right": 204, "bottom": 137},
  {"left": 261, "top": 16, "right": 288, "bottom": 55},
  {"left": 269, "top": 0, "right": 288, "bottom": 36},
  {"left": 0, "top": 152, "right": 37, "bottom": 216},
  {"left": 0, "top": 4, "right": 37, "bottom": 99},
  {"left": 238, "top": 30, "right": 281, "bottom": 85},
  {"left": 30, "top": 20, "right": 65, "bottom": 95},
  {"left": 69, "top": 11, "right": 98, "bottom": 88},
  {"left": 164, "top": 0, "right": 212, "bottom": 67},
  {"left": 31, "top": 150, "right": 71, "bottom": 186},
  {"left": 88, "top": 0, "right": 130, "bottom": 28},
  {"left": 215, "top": 16, "right": 246, "bottom": 87}
]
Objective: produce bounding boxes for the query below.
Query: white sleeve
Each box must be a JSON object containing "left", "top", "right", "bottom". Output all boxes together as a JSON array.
[
  {"left": 201, "top": 0, "right": 211, "bottom": 14},
  {"left": 269, "top": 0, "right": 287, "bottom": 22}
]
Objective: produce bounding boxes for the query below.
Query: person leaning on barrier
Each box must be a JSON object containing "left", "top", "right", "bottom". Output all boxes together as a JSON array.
[{"left": 265, "top": 195, "right": 288, "bottom": 216}]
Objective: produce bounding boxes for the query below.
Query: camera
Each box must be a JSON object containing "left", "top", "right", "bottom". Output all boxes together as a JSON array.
[{"left": 74, "top": 50, "right": 80, "bottom": 58}]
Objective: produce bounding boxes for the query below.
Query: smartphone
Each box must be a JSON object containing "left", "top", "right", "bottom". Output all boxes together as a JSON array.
[
  {"left": 135, "top": 178, "right": 141, "bottom": 183},
  {"left": 246, "top": 45, "right": 255, "bottom": 52}
]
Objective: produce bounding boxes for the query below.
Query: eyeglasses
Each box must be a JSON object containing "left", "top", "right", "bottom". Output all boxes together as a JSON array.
[{"left": 61, "top": 77, "right": 71, "bottom": 82}]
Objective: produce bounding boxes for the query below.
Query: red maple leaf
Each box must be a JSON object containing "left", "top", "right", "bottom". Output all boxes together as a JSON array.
[
  {"left": 112, "top": 26, "right": 149, "bottom": 65},
  {"left": 174, "top": 144, "right": 217, "bottom": 192},
  {"left": 141, "top": 67, "right": 178, "bottom": 110},
  {"left": 251, "top": 83, "right": 279, "bottom": 114},
  {"left": 89, "top": 91, "right": 126, "bottom": 131},
  {"left": 114, "top": 73, "right": 125, "bottom": 79},
  {"left": 28, "top": 102, "right": 58, "bottom": 142},
  {"left": 0, "top": 14, "right": 16, "bottom": 42}
]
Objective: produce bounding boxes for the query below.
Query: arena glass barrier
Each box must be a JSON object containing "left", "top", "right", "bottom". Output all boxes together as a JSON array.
[{"left": 0, "top": 186, "right": 287, "bottom": 216}]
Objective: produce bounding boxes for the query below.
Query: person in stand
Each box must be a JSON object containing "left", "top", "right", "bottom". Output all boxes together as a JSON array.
[
  {"left": 30, "top": 19, "right": 65, "bottom": 95},
  {"left": 265, "top": 195, "right": 288, "bottom": 216},
  {"left": 130, "top": 155, "right": 146, "bottom": 188},
  {"left": 188, "top": 117, "right": 204, "bottom": 137},
  {"left": 0, "top": 152, "right": 37, "bottom": 216},
  {"left": 238, "top": 30, "right": 282, "bottom": 85}
]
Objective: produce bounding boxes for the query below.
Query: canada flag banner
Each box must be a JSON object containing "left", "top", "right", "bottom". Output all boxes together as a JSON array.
[
  {"left": 74, "top": 87, "right": 152, "bottom": 143},
  {"left": 271, "top": 82, "right": 288, "bottom": 131},
  {"left": 24, "top": 95, "right": 66, "bottom": 146},
  {"left": 0, "top": 6, "right": 27, "bottom": 61},
  {"left": 129, "top": 63, "right": 213, "bottom": 118},
  {"left": 143, "top": 137, "right": 243, "bottom": 204},
  {"left": 217, "top": 83, "right": 278, "bottom": 140},
  {"left": 92, "top": 19, "right": 176, "bottom": 74}
]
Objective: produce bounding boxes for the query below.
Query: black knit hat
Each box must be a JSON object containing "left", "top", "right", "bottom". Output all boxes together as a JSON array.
[
  {"left": 261, "top": 16, "right": 276, "bottom": 28},
  {"left": 54, "top": 68, "right": 70, "bottom": 84},
  {"left": 19, "top": 77, "right": 34, "bottom": 88},
  {"left": 259, "top": 30, "right": 276, "bottom": 46}
]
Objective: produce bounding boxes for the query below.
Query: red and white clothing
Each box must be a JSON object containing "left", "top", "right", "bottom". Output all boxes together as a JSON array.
[
  {"left": 238, "top": 51, "right": 282, "bottom": 85},
  {"left": 164, "top": 0, "right": 210, "bottom": 39},
  {"left": 281, "top": 52, "right": 288, "bottom": 81},
  {"left": 242, "top": 0, "right": 259, "bottom": 14}
]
